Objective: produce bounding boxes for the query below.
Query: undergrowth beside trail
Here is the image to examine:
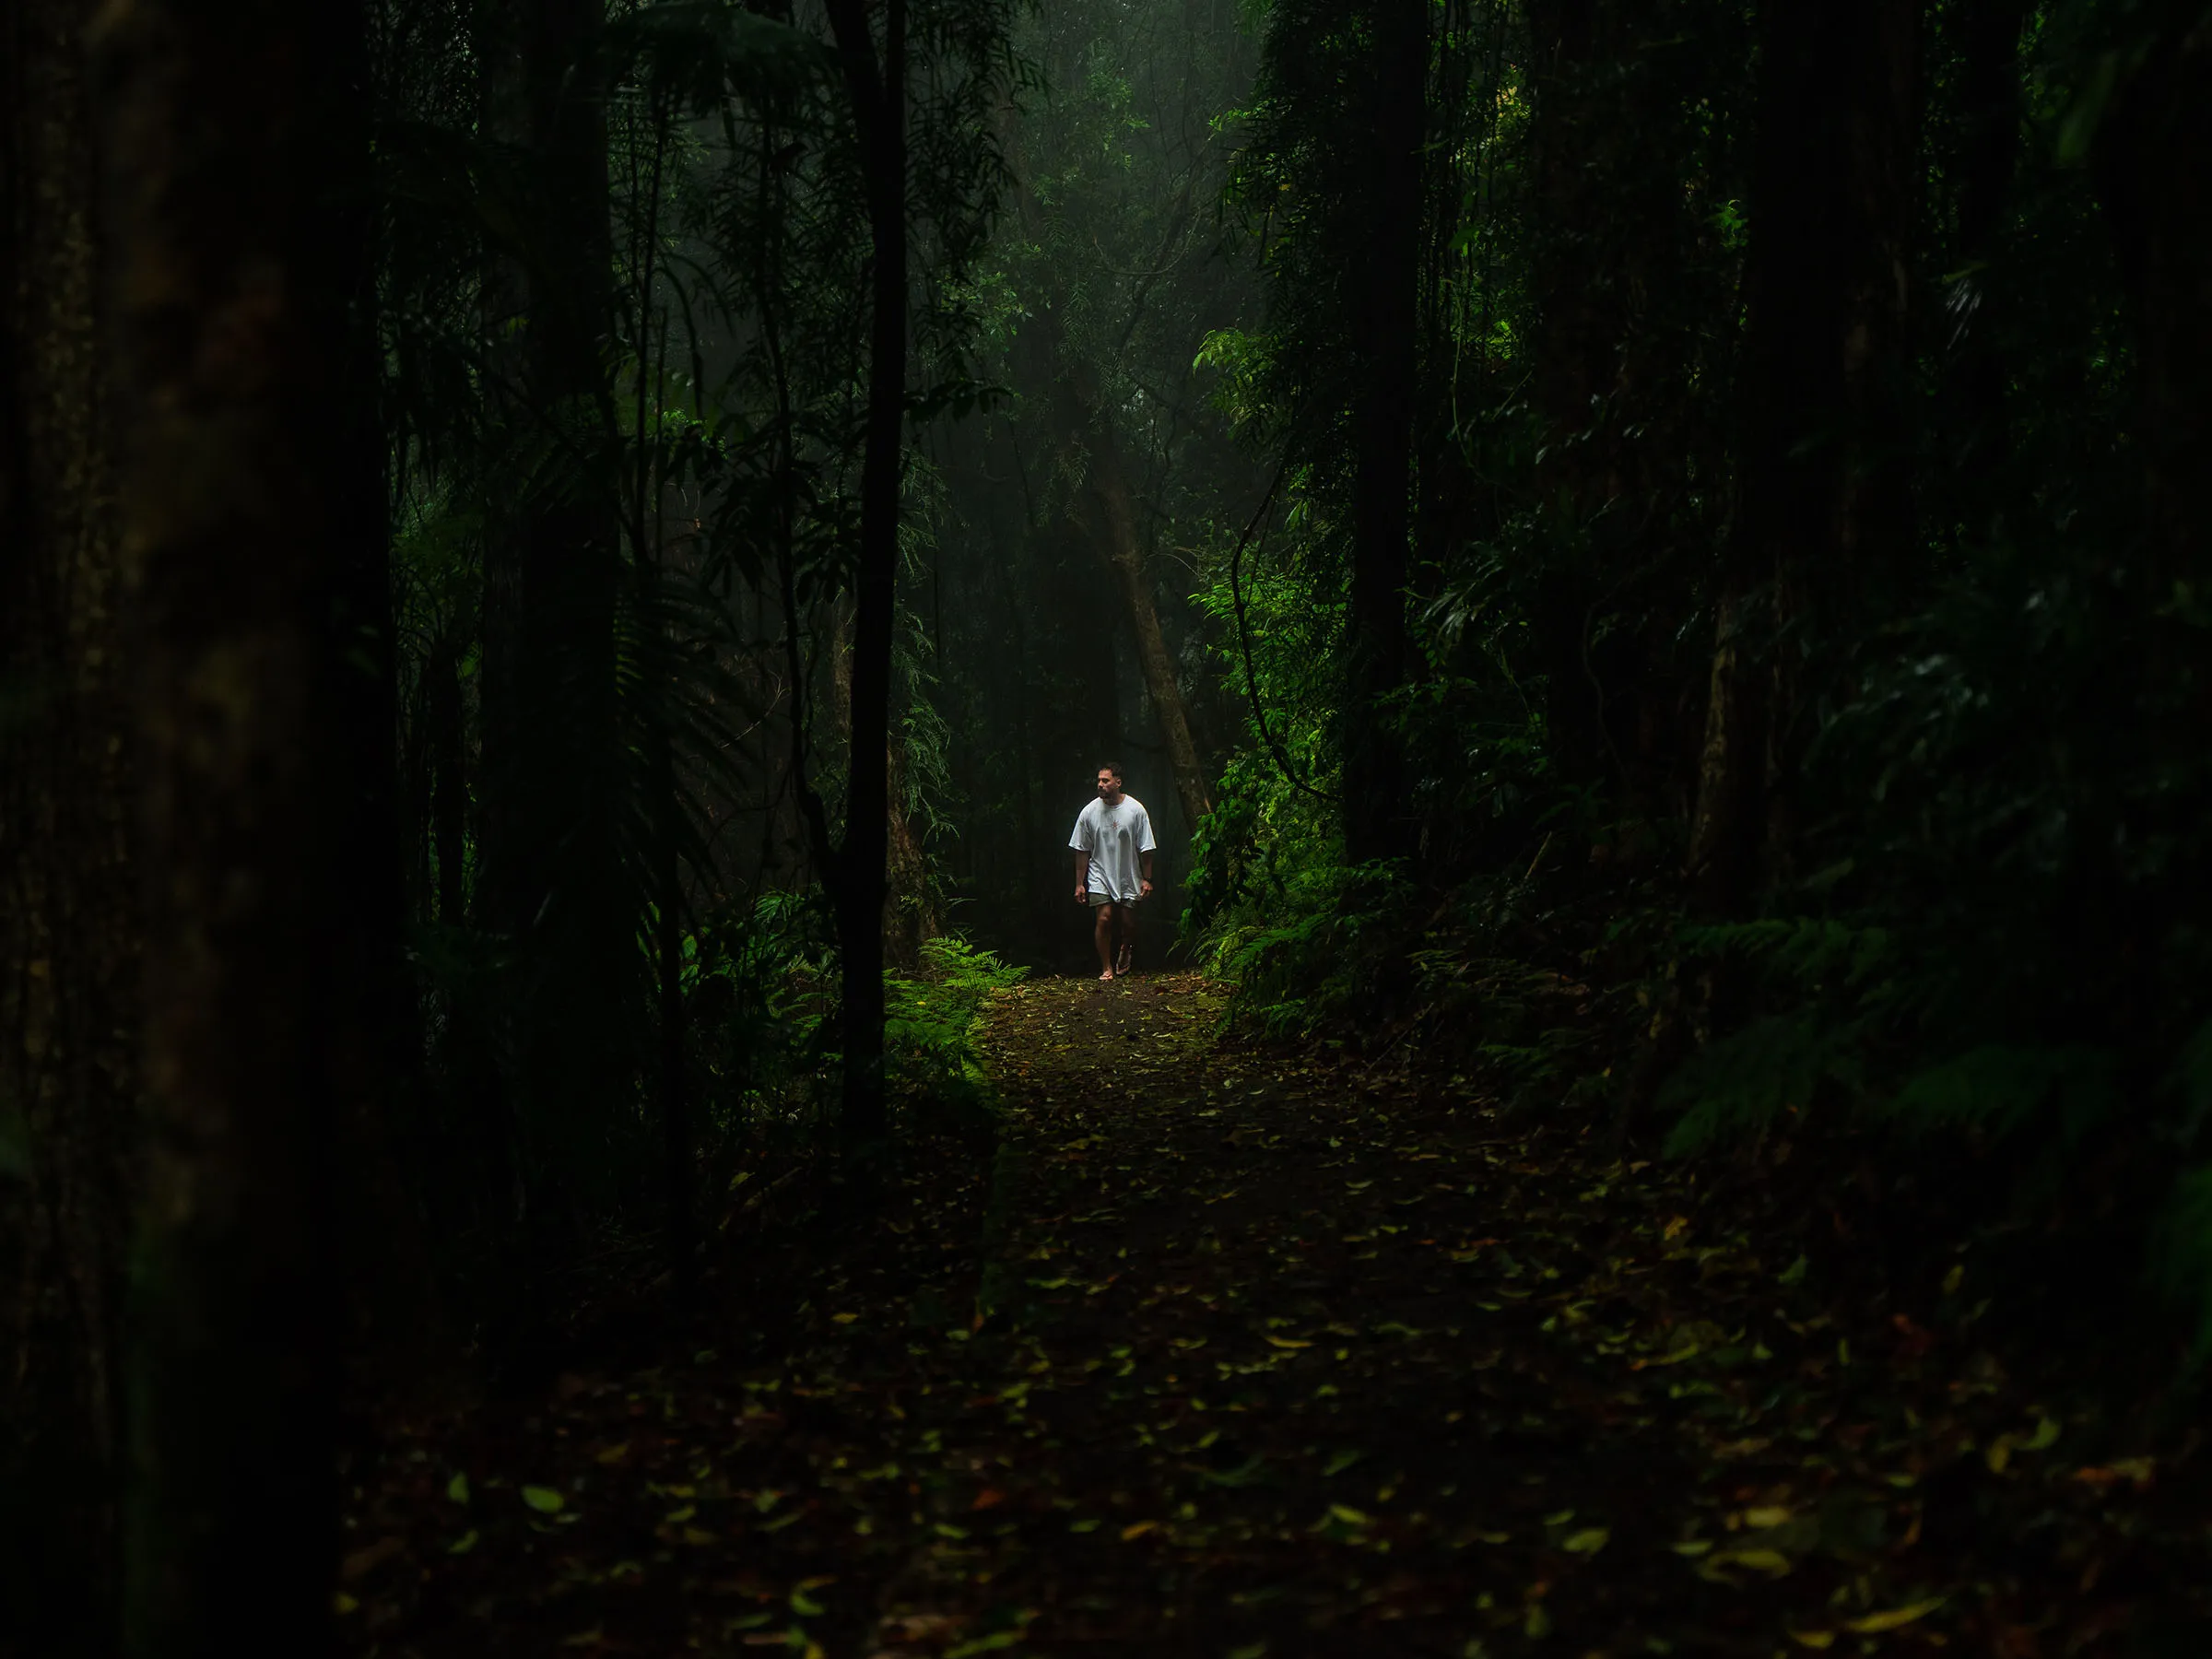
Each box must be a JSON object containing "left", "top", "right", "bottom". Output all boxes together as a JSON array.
[
  {"left": 1184, "top": 839, "right": 2212, "bottom": 1419},
  {"left": 338, "top": 976, "right": 2212, "bottom": 1657}
]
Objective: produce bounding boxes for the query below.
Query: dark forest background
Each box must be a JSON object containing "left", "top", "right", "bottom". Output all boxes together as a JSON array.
[{"left": 5, "top": 0, "right": 2211, "bottom": 1650}]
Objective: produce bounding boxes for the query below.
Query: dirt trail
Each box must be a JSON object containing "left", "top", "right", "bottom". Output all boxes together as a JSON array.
[{"left": 340, "top": 975, "right": 2198, "bottom": 1657}]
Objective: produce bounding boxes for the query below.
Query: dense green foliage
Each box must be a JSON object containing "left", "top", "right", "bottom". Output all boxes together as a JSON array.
[
  {"left": 17, "top": 0, "right": 2212, "bottom": 1651},
  {"left": 1173, "top": 0, "right": 2212, "bottom": 1370},
  {"left": 363, "top": 0, "right": 1030, "bottom": 1317},
  {"left": 360, "top": 0, "right": 2212, "bottom": 1368}
]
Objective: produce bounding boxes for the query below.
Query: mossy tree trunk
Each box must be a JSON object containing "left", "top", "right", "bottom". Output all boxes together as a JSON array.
[
  {"left": 475, "top": 0, "right": 627, "bottom": 1269},
  {"left": 826, "top": 0, "right": 907, "bottom": 1143},
  {"left": 1340, "top": 0, "right": 1425, "bottom": 868},
  {"left": 2091, "top": 6, "right": 2212, "bottom": 606},
  {"left": 90, "top": 0, "right": 380, "bottom": 1649},
  {"left": 0, "top": 1, "right": 135, "bottom": 1646},
  {"left": 1688, "top": 0, "right": 1918, "bottom": 913}
]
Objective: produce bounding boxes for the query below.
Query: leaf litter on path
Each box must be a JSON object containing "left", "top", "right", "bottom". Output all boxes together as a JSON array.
[{"left": 338, "top": 972, "right": 2209, "bottom": 1656}]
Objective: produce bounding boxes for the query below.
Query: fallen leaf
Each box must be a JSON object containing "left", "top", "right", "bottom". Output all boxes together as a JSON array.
[
  {"left": 2071, "top": 1457, "right": 2153, "bottom": 1489},
  {"left": 340, "top": 1535, "right": 406, "bottom": 1582},
  {"left": 522, "top": 1486, "right": 566, "bottom": 1514},
  {"left": 1842, "top": 1599, "right": 1944, "bottom": 1634}
]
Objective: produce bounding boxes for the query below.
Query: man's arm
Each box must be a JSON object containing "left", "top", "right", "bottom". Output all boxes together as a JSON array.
[
  {"left": 1073, "top": 849, "right": 1090, "bottom": 902},
  {"left": 1140, "top": 847, "right": 1154, "bottom": 899}
]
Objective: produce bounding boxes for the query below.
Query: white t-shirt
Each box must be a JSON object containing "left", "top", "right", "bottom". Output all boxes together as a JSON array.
[{"left": 1069, "top": 794, "right": 1157, "bottom": 903}]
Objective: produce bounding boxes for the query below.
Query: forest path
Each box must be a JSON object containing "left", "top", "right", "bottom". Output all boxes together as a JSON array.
[{"left": 342, "top": 974, "right": 2165, "bottom": 1658}]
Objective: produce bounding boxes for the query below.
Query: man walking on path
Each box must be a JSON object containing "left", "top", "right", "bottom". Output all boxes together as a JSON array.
[{"left": 1070, "top": 762, "right": 1155, "bottom": 980}]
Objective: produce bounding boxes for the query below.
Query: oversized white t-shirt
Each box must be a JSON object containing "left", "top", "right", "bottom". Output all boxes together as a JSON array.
[{"left": 1069, "top": 795, "right": 1157, "bottom": 903}]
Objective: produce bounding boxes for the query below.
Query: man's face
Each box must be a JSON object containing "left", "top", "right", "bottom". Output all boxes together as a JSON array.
[{"left": 1097, "top": 769, "right": 1119, "bottom": 800}]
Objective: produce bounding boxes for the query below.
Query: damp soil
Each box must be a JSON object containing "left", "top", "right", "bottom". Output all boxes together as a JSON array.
[{"left": 337, "top": 973, "right": 2210, "bottom": 1657}]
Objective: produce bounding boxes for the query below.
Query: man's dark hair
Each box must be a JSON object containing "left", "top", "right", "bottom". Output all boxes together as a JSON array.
[{"left": 1097, "top": 760, "right": 1123, "bottom": 780}]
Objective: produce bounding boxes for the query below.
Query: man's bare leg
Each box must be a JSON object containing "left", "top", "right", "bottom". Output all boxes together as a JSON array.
[
  {"left": 1115, "top": 904, "right": 1135, "bottom": 976},
  {"left": 1093, "top": 903, "right": 1116, "bottom": 979}
]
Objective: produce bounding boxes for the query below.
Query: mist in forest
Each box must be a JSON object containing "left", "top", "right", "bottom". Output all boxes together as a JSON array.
[{"left": 6, "top": 0, "right": 2212, "bottom": 1653}]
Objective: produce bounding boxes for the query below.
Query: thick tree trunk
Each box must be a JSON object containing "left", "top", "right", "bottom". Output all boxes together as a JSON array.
[
  {"left": 2092, "top": 8, "right": 2212, "bottom": 600},
  {"left": 827, "top": 0, "right": 906, "bottom": 1141},
  {"left": 90, "top": 0, "right": 374, "bottom": 1649},
  {"left": 1943, "top": 0, "right": 2030, "bottom": 493},
  {"left": 1687, "top": 0, "right": 1917, "bottom": 912},
  {"left": 1085, "top": 422, "right": 1211, "bottom": 834},
  {"left": 476, "top": 0, "right": 626, "bottom": 1239},
  {"left": 1524, "top": 0, "right": 1613, "bottom": 794},
  {"left": 1341, "top": 0, "right": 1425, "bottom": 867},
  {"left": 1524, "top": 0, "right": 1686, "bottom": 810},
  {"left": 0, "top": 3, "right": 135, "bottom": 1645}
]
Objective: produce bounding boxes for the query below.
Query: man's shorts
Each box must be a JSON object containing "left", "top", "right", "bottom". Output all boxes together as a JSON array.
[{"left": 1087, "top": 892, "right": 1135, "bottom": 907}]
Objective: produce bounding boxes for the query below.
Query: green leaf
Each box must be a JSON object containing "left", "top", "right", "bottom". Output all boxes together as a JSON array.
[
  {"left": 445, "top": 1471, "right": 470, "bottom": 1505},
  {"left": 521, "top": 1485, "right": 566, "bottom": 1514}
]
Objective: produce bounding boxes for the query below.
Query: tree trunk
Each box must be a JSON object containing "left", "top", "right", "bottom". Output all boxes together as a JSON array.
[
  {"left": 1524, "top": 0, "right": 1612, "bottom": 794},
  {"left": 1688, "top": 0, "right": 1918, "bottom": 912},
  {"left": 2091, "top": 7, "right": 2212, "bottom": 601},
  {"left": 830, "top": 603, "right": 941, "bottom": 975},
  {"left": 652, "top": 728, "right": 695, "bottom": 1299},
  {"left": 1942, "top": 0, "right": 2030, "bottom": 495},
  {"left": 1524, "top": 0, "right": 1684, "bottom": 810},
  {"left": 1085, "top": 419, "right": 1211, "bottom": 834},
  {"left": 428, "top": 635, "right": 470, "bottom": 924},
  {"left": 826, "top": 0, "right": 906, "bottom": 1142},
  {"left": 0, "top": 3, "right": 135, "bottom": 1645},
  {"left": 475, "top": 0, "right": 626, "bottom": 1241},
  {"left": 1341, "top": 0, "right": 1425, "bottom": 867},
  {"left": 90, "top": 0, "right": 374, "bottom": 1647}
]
